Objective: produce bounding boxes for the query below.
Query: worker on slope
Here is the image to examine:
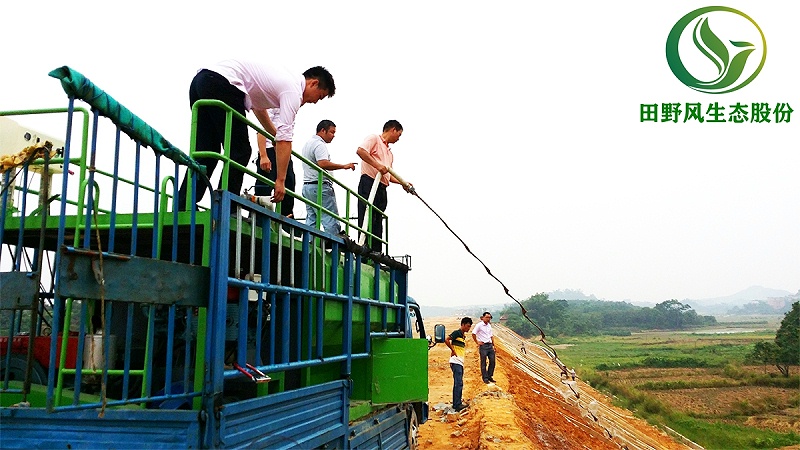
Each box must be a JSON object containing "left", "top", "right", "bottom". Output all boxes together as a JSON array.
[{"left": 445, "top": 317, "right": 474, "bottom": 412}]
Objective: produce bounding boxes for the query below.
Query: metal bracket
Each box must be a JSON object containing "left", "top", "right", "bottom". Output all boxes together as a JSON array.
[
  {"left": 0, "top": 272, "right": 37, "bottom": 310},
  {"left": 57, "top": 247, "right": 210, "bottom": 307}
]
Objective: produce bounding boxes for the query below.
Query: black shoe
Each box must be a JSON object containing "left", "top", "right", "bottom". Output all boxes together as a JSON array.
[
  {"left": 483, "top": 379, "right": 490, "bottom": 384},
  {"left": 454, "top": 403, "right": 469, "bottom": 411},
  {"left": 488, "top": 377, "right": 497, "bottom": 383}
]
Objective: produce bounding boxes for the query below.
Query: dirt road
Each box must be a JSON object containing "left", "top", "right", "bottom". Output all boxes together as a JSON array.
[{"left": 419, "top": 318, "right": 694, "bottom": 450}]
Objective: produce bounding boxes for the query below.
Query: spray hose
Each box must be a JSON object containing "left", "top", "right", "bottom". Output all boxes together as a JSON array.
[{"left": 387, "top": 168, "right": 559, "bottom": 360}]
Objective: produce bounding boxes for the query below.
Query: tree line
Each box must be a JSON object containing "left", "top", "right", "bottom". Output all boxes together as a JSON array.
[
  {"left": 748, "top": 301, "right": 799, "bottom": 376},
  {"left": 500, "top": 293, "right": 717, "bottom": 337}
]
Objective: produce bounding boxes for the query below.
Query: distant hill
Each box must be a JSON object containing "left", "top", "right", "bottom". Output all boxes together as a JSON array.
[
  {"left": 696, "top": 286, "right": 794, "bottom": 304},
  {"left": 419, "top": 304, "right": 461, "bottom": 319},
  {"left": 418, "top": 286, "right": 799, "bottom": 319},
  {"left": 687, "top": 286, "right": 798, "bottom": 315},
  {"left": 547, "top": 289, "right": 600, "bottom": 301},
  {"left": 420, "top": 290, "right": 600, "bottom": 319},
  {"left": 419, "top": 304, "right": 507, "bottom": 320},
  {"left": 562, "top": 286, "right": 797, "bottom": 316}
]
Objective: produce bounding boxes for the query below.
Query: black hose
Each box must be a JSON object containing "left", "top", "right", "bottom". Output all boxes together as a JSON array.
[{"left": 408, "top": 189, "right": 559, "bottom": 360}]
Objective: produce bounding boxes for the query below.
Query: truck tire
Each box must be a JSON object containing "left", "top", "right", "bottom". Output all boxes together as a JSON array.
[
  {"left": 0, "top": 353, "right": 48, "bottom": 385},
  {"left": 407, "top": 405, "right": 419, "bottom": 450}
]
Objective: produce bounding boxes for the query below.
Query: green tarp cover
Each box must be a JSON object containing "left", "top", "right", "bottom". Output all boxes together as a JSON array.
[{"left": 48, "top": 66, "right": 204, "bottom": 175}]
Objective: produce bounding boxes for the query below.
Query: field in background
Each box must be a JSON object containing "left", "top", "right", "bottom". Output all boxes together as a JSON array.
[{"left": 551, "top": 326, "right": 800, "bottom": 449}]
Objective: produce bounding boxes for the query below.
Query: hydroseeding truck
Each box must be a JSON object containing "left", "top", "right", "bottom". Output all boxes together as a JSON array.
[{"left": 0, "top": 67, "right": 430, "bottom": 449}]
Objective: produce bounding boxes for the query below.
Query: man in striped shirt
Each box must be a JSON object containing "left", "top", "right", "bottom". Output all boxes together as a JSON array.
[{"left": 445, "top": 317, "right": 473, "bottom": 411}]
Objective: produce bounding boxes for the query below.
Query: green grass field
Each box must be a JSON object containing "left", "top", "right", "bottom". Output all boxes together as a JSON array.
[
  {"left": 552, "top": 328, "right": 800, "bottom": 450},
  {"left": 554, "top": 329, "right": 775, "bottom": 370}
]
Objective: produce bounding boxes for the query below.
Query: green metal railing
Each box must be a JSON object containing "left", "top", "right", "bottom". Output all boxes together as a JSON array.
[
  {"left": 183, "top": 99, "right": 389, "bottom": 250},
  {"left": 2, "top": 98, "right": 401, "bottom": 412}
]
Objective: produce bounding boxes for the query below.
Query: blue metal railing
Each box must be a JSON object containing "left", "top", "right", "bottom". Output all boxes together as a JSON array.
[
  {"left": 2, "top": 92, "right": 410, "bottom": 416},
  {"left": 53, "top": 102, "right": 204, "bottom": 411},
  {"left": 211, "top": 192, "right": 409, "bottom": 388},
  {"left": 1, "top": 106, "right": 204, "bottom": 411}
]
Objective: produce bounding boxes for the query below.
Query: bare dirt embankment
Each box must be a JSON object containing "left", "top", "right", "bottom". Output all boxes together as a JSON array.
[{"left": 419, "top": 318, "right": 695, "bottom": 450}]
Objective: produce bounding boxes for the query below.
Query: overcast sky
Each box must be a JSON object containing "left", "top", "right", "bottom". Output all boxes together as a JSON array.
[{"left": 2, "top": 1, "right": 798, "bottom": 307}]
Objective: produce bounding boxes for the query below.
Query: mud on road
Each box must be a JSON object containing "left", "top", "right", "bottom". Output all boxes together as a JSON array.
[{"left": 419, "top": 318, "right": 694, "bottom": 450}]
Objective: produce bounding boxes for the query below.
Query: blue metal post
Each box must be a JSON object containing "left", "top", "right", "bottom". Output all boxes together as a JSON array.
[{"left": 342, "top": 252, "right": 353, "bottom": 377}]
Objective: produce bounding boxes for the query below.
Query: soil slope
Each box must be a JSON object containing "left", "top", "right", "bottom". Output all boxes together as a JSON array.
[{"left": 419, "top": 318, "right": 696, "bottom": 450}]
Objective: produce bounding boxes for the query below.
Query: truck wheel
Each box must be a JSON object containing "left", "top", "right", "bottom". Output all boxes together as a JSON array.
[
  {"left": 407, "top": 405, "right": 419, "bottom": 450},
  {"left": 0, "top": 354, "right": 48, "bottom": 385}
]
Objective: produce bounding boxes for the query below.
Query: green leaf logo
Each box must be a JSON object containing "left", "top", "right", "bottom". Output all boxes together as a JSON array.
[{"left": 666, "top": 7, "right": 766, "bottom": 94}]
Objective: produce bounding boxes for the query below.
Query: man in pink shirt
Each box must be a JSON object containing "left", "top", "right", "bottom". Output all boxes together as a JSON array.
[{"left": 355, "top": 120, "right": 410, "bottom": 253}]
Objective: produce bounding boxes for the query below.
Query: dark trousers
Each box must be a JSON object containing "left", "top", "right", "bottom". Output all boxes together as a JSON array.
[
  {"left": 254, "top": 146, "right": 295, "bottom": 217},
  {"left": 357, "top": 174, "right": 387, "bottom": 253},
  {"left": 450, "top": 363, "right": 464, "bottom": 408},
  {"left": 479, "top": 343, "right": 496, "bottom": 381},
  {"left": 177, "top": 69, "right": 251, "bottom": 210}
]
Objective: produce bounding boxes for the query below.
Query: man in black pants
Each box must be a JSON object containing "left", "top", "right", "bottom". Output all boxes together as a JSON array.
[
  {"left": 445, "top": 317, "right": 474, "bottom": 412},
  {"left": 176, "top": 60, "right": 334, "bottom": 211},
  {"left": 472, "top": 312, "right": 496, "bottom": 384},
  {"left": 355, "top": 120, "right": 410, "bottom": 253}
]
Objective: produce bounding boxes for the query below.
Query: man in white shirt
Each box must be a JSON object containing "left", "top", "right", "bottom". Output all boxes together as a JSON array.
[
  {"left": 177, "top": 60, "right": 334, "bottom": 210},
  {"left": 300, "top": 120, "right": 357, "bottom": 234},
  {"left": 471, "top": 311, "right": 496, "bottom": 383}
]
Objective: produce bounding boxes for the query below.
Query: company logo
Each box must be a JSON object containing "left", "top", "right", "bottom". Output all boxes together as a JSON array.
[{"left": 666, "top": 6, "right": 766, "bottom": 94}]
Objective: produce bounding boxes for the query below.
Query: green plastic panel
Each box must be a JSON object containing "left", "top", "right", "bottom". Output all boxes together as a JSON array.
[{"left": 370, "top": 338, "right": 428, "bottom": 404}]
